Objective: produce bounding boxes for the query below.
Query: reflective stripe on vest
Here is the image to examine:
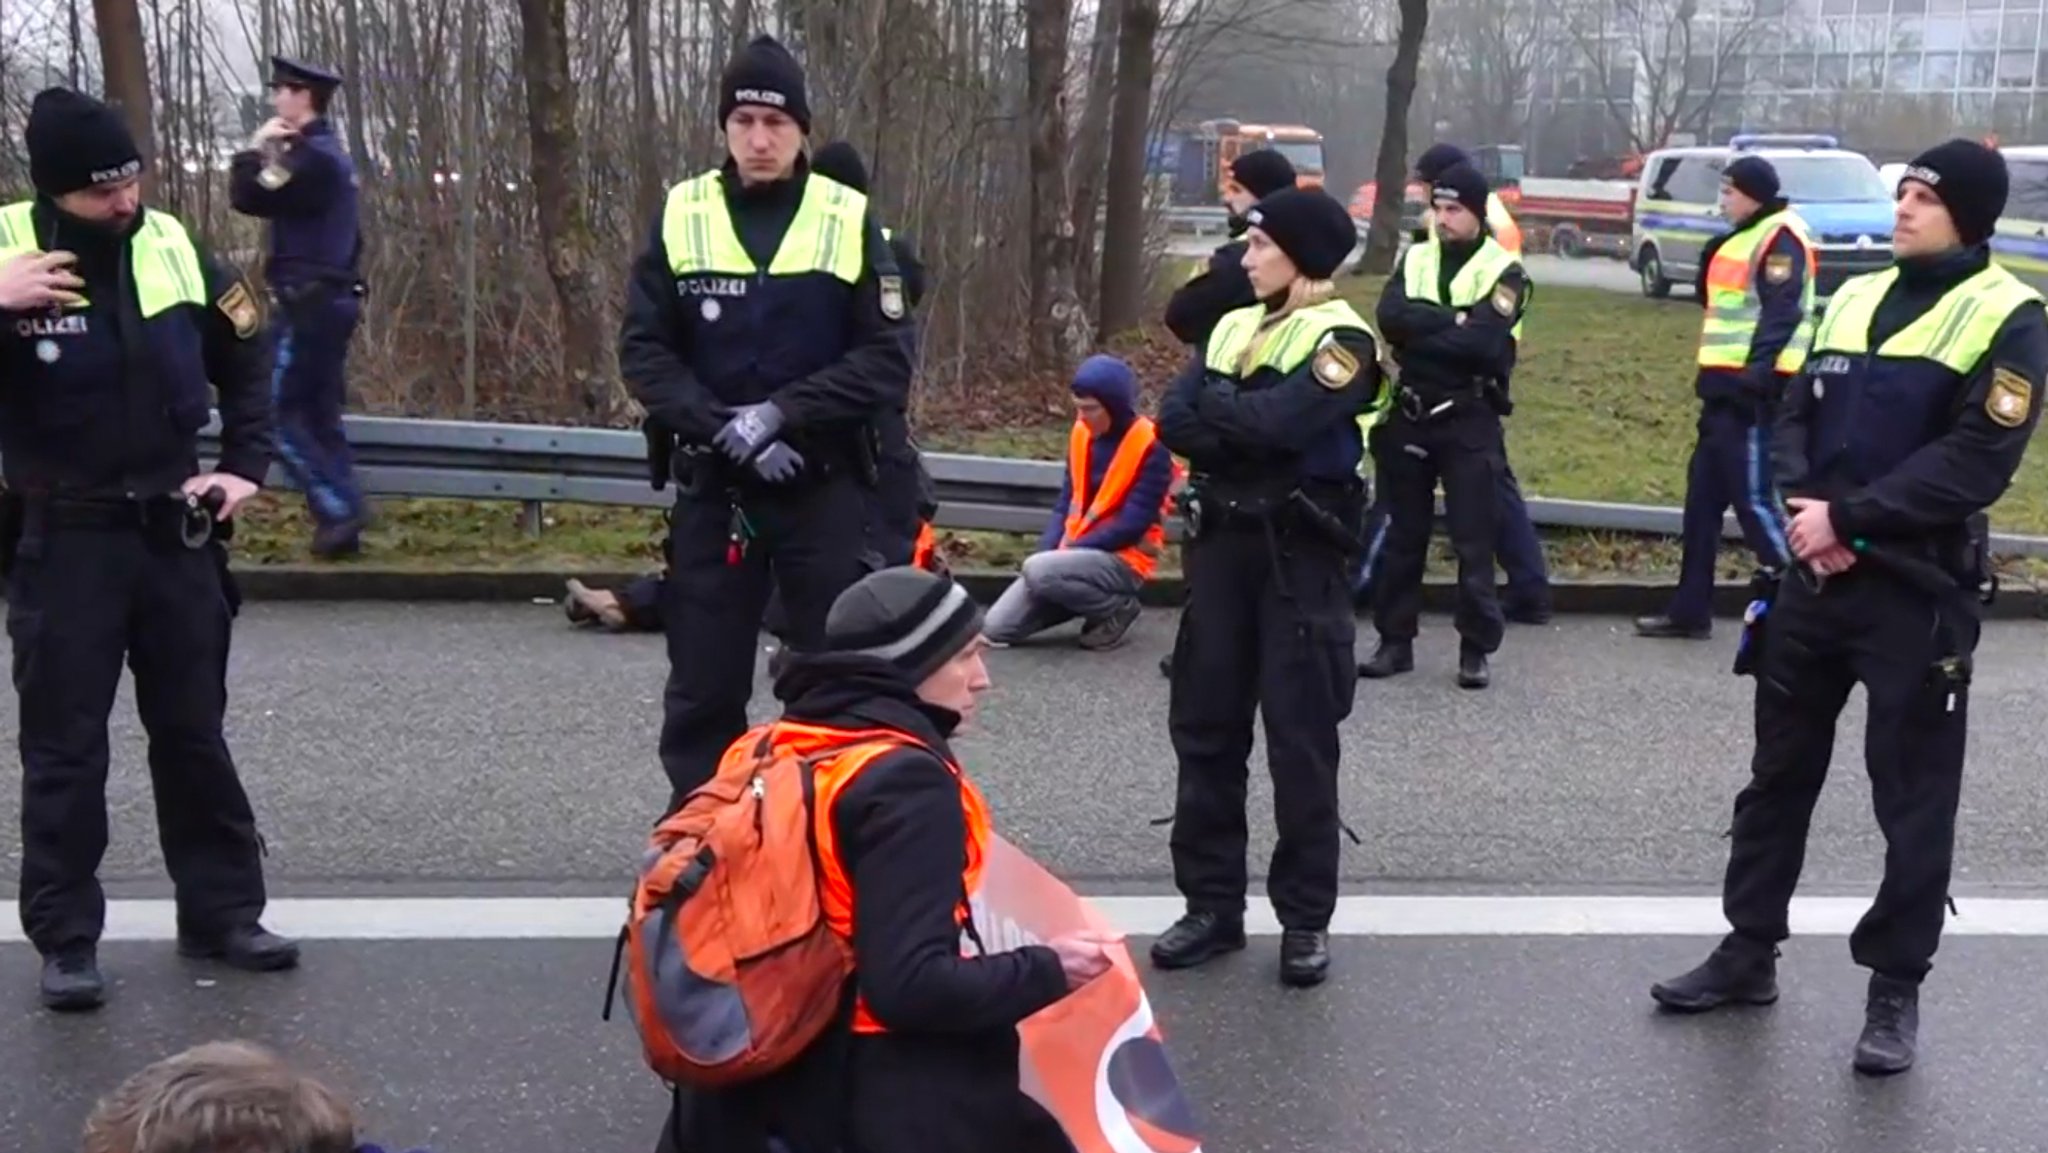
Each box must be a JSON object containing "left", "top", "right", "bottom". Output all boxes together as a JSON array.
[
  {"left": 0, "top": 201, "right": 206, "bottom": 319},
  {"left": 660, "top": 170, "right": 868, "bottom": 282},
  {"left": 1204, "top": 297, "right": 1380, "bottom": 380},
  {"left": 1062, "top": 416, "right": 1176, "bottom": 582},
  {"left": 1810, "top": 262, "right": 2042, "bottom": 372},
  {"left": 747, "top": 720, "right": 990, "bottom": 1036},
  {"left": 1402, "top": 235, "right": 1523, "bottom": 340},
  {"left": 1697, "top": 210, "right": 1818, "bottom": 375}
]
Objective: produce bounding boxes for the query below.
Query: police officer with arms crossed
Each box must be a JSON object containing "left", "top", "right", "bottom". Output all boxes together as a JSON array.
[
  {"left": 0, "top": 89, "right": 297, "bottom": 1012},
  {"left": 229, "top": 56, "right": 367, "bottom": 559},
  {"left": 1150, "top": 187, "right": 1388, "bottom": 988},
  {"left": 1154, "top": 148, "right": 1299, "bottom": 680},
  {"left": 620, "top": 35, "right": 913, "bottom": 803},
  {"left": 1360, "top": 163, "right": 1526, "bottom": 689},
  {"left": 1651, "top": 139, "right": 2048, "bottom": 1076},
  {"left": 1636, "top": 156, "right": 1808, "bottom": 640}
]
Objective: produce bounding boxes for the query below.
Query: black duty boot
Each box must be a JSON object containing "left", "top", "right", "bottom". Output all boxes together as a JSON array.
[
  {"left": 1158, "top": 652, "right": 1174, "bottom": 679},
  {"left": 1853, "top": 974, "right": 1920, "bottom": 1075},
  {"left": 1358, "top": 641, "right": 1414, "bottom": 679},
  {"left": 1649, "top": 934, "right": 1779, "bottom": 1012},
  {"left": 40, "top": 948, "right": 104, "bottom": 1012},
  {"left": 1148, "top": 911, "right": 1246, "bottom": 971},
  {"left": 178, "top": 924, "right": 301, "bottom": 973},
  {"left": 1279, "top": 929, "right": 1331, "bottom": 988},
  {"left": 1634, "top": 614, "right": 1711, "bottom": 640},
  {"left": 1456, "top": 644, "right": 1490, "bottom": 689}
]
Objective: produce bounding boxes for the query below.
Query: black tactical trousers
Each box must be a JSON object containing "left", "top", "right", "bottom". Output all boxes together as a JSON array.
[
  {"left": 1167, "top": 511, "right": 1357, "bottom": 931},
  {"left": 9, "top": 522, "right": 266, "bottom": 955},
  {"left": 658, "top": 471, "right": 872, "bottom": 802},
  {"left": 1722, "top": 565, "right": 1978, "bottom": 983},
  {"left": 1370, "top": 403, "right": 1506, "bottom": 653}
]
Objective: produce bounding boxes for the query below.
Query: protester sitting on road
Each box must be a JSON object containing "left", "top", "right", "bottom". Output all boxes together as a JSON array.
[
  {"left": 658, "top": 566, "right": 1117, "bottom": 1153},
  {"left": 982, "top": 355, "right": 1177, "bottom": 651},
  {"left": 82, "top": 1039, "right": 425, "bottom": 1153}
]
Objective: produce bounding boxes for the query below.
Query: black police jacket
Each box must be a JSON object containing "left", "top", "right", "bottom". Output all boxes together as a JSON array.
[
  {"left": 1162, "top": 237, "right": 1256, "bottom": 348},
  {"left": 0, "top": 200, "right": 274, "bottom": 496},
  {"left": 617, "top": 158, "right": 913, "bottom": 461},
  {"left": 1376, "top": 240, "right": 1525, "bottom": 404},
  {"left": 228, "top": 117, "right": 362, "bottom": 291}
]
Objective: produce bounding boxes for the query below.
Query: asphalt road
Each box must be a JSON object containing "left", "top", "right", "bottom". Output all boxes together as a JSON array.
[{"left": 1, "top": 602, "right": 2045, "bottom": 1151}]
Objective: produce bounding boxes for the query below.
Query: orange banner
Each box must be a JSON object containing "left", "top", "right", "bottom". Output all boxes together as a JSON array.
[{"left": 969, "top": 833, "right": 1206, "bottom": 1153}]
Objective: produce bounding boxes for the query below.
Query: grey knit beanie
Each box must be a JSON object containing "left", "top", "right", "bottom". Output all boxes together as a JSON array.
[{"left": 825, "top": 567, "right": 985, "bottom": 684}]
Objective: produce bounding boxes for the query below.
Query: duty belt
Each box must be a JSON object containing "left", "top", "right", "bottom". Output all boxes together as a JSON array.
[
  {"left": 30, "top": 491, "right": 228, "bottom": 549},
  {"left": 1396, "top": 385, "right": 1480, "bottom": 422}
]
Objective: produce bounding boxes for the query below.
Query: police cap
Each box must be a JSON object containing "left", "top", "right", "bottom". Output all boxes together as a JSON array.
[{"left": 270, "top": 55, "right": 343, "bottom": 93}]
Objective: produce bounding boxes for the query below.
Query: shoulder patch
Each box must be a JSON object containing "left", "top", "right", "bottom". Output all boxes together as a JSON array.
[
  {"left": 1987, "top": 365, "right": 2033, "bottom": 429},
  {"left": 878, "top": 274, "right": 905, "bottom": 320},
  {"left": 217, "top": 280, "right": 262, "bottom": 339},
  {"left": 1311, "top": 335, "right": 1360, "bottom": 390},
  {"left": 1491, "top": 280, "right": 1520, "bottom": 317},
  {"left": 1764, "top": 253, "right": 1794, "bottom": 284}
]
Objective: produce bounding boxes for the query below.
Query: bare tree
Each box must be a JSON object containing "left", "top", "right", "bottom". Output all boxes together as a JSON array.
[
  {"left": 1559, "top": 0, "right": 1770, "bottom": 155},
  {"left": 1359, "top": 0, "right": 1426, "bottom": 275},
  {"left": 1098, "top": 0, "right": 1161, "bottom": 337},
  {"left": 1417, "top": 0, "right": 1539, "bottom": 147},
  {"left": 1024, "top": 0, "right": 1089, "bottom": 372},
  {"left": 91, "top": 0, "right": 152, "bottom": 166}
]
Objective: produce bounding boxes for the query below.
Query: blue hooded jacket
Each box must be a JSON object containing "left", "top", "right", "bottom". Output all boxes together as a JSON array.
[{"left": 1038, "top": 354, "right": 1177, "bottom": 554}]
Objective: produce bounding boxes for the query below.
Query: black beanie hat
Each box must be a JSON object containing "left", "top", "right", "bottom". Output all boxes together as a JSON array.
[
  {"left": 812, "top": 140, "right": 869, "bottom": 193},
  {"left": 1722, "top": 156, "right": 1781, "bottom": 205},
  {"left": 1243, "top": 187, "right": 1358, "bottom": 280},
  {"left": 1415, "top": 143, "right": 1469, "bottom": 183},
  {"left": 719, "top": 34, "right": 810, "bottom": 133},
  {"left": 1429, "top": 162, "right": 1490, "bottom": 220},
  {"left": 1230, "top": 149, "right": 1296, "bottom": 198},
  {"left": 1901, "top": 138, "right": 2008, "bottom": 246},
  {"left": 26, "top": 87, "right": 142, "bottom": 198},
  {"left": 825, "top": 567, "right": 985, "bottom": 686}
]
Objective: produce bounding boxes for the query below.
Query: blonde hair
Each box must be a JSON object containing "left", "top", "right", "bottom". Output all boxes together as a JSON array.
[
  {"left": 82, "top": 1041, "right": 358, "bottom": 1153},
  {"left": 1234, "top": 276, "right": 1337, "bottom": 377}
]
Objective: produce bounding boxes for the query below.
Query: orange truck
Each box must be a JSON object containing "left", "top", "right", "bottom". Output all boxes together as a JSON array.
[
  {"left": 1167, "top": 119, "right": 1326, "bottom": 205},
  {"left": 1350, "top": 144, "right": 1639, "bottom": 258}
]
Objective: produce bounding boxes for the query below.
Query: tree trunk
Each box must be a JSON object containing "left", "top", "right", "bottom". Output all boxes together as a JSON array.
[
  {"left": 1360, "top": 0, "right": 1428, "bottom": 275},
  {"left": 92, "top": 0, "right": 153, "bottom": 171},
  {"left": 1024, "top": 0, "right": 1089, "bottom": 373},
  {"left": 515, "top": 0, "right": 618, "bottom": 418},
  {"left": 628, "top": 0, "right": 665, "bottom": 227},
  {"left": 1069, "top": 0, "right": 1122, "bottom": 307},
  {"left": 1096, "top": 0, "right": 1159, "bottom": 338}
]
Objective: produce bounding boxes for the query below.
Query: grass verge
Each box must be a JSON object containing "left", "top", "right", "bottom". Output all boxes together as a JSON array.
[{"left": 230, "top": 274, "right": 2048, "bottom": 579}]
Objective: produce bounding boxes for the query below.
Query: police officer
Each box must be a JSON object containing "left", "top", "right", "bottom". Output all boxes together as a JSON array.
[
  {"left": 1163, "top": 148, "right": 1298, "bottom": 347},
  {"left": 1636, "top": 157, "right": 1807, "bottom": 640},
  {"left": 1360, "top": 163, "right": 1526, "bottom": 689},
  {"left": 229, "top": 56, "right": 366, "bottom": 559},
  {"left": 0, "top": 88, "right": 297, "bottom": 1012},
  {"left": 1651, "top": 139, "right": 2048, "bottom": 1076},
  {"left": 1149, "top": 187, "right": 1388, "bottom": 988},
  {"left": 618, "top": 35, "right": 913, "bottom": 802},
  {"left": 1365, "top": 141, "right": 1550, "bottom": 624}
]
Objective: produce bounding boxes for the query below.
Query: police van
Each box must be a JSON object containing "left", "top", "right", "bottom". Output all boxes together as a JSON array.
[
  {"left": 1990, "top": 145, "right": 2048, "bottom": 295},
  {"left": 1630, "top": 134, "right": 1896, "bottom": 304}
]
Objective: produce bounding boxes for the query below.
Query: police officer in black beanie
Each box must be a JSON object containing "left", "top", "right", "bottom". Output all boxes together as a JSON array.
[
  {"left": 1164, "top": 148, "right": 1298, "bottom": 349},
  {"left": 1152, "top": 185, "right": 1389, "bottom": 988},
  {"left": 620, "top": 34, "right": 914, "bottom": 805},
  {"left": 1652, "top": 138, "right": 2048, "bottom": 1077},
  {"left": 1361, "top": 162, "right": 1528, "bottom": 689},
  {"left": 0, "top": 87, "right": 293, "bottom": 1012}
]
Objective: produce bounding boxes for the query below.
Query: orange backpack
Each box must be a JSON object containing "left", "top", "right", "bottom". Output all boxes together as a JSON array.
[{"left": 606, "top": 723, "right": 908, "bottom": 1089}]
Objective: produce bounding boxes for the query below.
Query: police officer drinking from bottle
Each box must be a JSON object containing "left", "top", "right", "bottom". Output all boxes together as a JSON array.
[
  {"left": 0, "top": 88, "right": 296, "bottom": 1012},
  {"left": 1151, "top": 186, "right": 1389, "bottom": 988},
  {"left": 1651, "top": 139, "right": 2047, "bottom": 1076},
  {"left": 620, "top": 35, "right": 913, "bottom": 803},
  {"left": 1360, "top": 163, "right": 1527, "bottom": 689},
  {"left": 229, "top": 56, "right": 367, "bottom": 559}
]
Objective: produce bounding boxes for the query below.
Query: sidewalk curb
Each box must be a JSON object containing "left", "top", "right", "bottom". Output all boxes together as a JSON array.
[{"left": 225, "top": 565, "right": 2048, "bottom": 620}]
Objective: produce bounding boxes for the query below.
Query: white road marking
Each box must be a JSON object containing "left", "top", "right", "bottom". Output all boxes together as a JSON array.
[{"left": 7, "top": 894, "right": 2047, "bottom": 943}]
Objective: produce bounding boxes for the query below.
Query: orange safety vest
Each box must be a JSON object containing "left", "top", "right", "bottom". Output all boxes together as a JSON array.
[
  {"left": 1061, "top": 416, "right": 1177, "bottom": 582},
  {"left": 751, "top": 720, "right": 991, "bottom": 1035},
  {"left": 912, "top": 521, "right": 939, "bottom": 572}
]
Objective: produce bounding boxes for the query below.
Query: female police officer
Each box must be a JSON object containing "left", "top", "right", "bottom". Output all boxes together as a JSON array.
[{"left": 1148, "top": 187, "right": 1389, "bottom": 988}]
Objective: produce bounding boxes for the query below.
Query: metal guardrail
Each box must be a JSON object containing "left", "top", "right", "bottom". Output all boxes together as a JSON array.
[{"left": 191, "top": 414, "right": 2048, "bottom": 558}]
